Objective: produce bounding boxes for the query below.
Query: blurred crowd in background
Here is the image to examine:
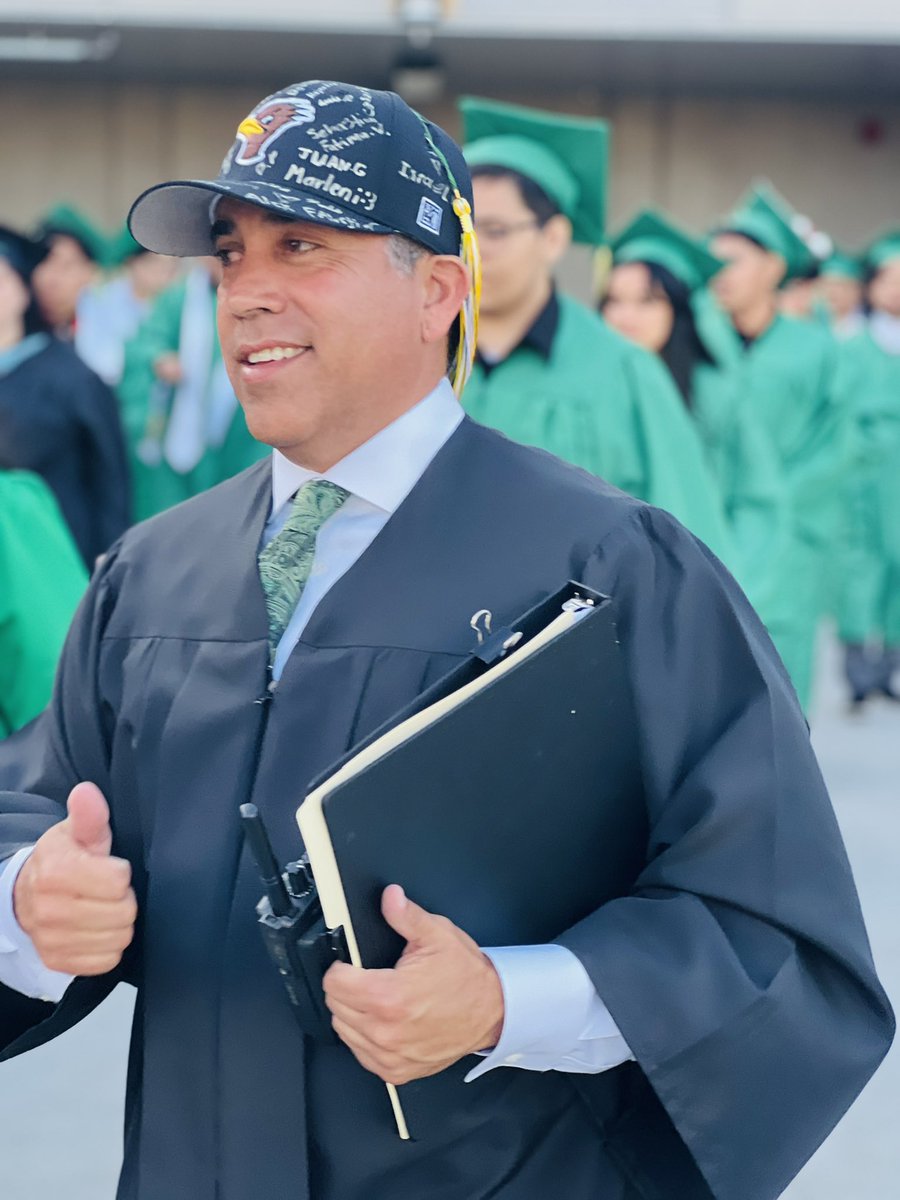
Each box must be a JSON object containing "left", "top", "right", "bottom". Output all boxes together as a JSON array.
[{"left": 1, "top": 93, "right": 898, "bottom": 737}]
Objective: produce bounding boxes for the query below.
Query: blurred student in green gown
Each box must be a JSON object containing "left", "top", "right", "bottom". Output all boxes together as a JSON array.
[
  {"left": 118, "top": 257, "right": 267, "bottom": 520},
  {"left": 77, "top": 225, "right": 181, "bottom": 386},
  {"left": 601, "top": 209, "right": 789, "bottom": 629},
  {"left": 0, "top": 470, "right": 86, "bottom": 738},
  {"left": 457, "top": 97, "right": 733, "bottom": 562},
  {"left": 697, "top": 185, "right": 848, "bottom": 709},
  {"left": 819, "top": 251, "right": 867, "bottom": 342},
  {"left": 836, "top": 232, "right": 900, "bottom": 705}
]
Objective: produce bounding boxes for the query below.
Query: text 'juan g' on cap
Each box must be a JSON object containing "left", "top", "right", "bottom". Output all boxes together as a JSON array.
[
  {"left": 610, "top": 209, "right": 724, "bottom": 293},
  {"left": 713, "top": 183, "right": 815, "bottom": 281},
  {"left": 128, "top": 81, "right": 473, "bottom": 260},
  {"left": 459, "top": 96, "right": 608, "bottom": 245}
]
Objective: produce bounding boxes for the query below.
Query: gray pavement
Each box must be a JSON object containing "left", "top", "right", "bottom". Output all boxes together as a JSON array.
[{"left": 0, "top": 634, "right": 897, "bottom": 1199}]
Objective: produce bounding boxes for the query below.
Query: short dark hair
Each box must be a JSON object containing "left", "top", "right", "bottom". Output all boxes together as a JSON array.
[{"left": 469, "top": 164, "right": 561, "bottom": 226}]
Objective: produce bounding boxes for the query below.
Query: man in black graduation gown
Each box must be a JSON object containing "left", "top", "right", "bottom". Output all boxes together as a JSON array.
[{"left": 0, "top": 83, "right": 892, "bottom": 1200}]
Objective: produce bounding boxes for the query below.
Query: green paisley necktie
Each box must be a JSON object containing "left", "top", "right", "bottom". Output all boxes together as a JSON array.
[{"left": 258, "top": 479, "right": 350, "bottom": 660}]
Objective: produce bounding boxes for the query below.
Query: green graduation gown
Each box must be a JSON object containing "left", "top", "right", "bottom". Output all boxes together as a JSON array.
[
  {"left": 462, "top": 294, "right": 735, "bottom": 565},
  {"left": 0, "top": 471, "right": 86, "bottom": 737},
  {"left": 117, "top": 278, "right": 267, "bottom": 521},
  {"left": 690, "top": 361, "right": 792, "bottom": 632},
  {"left": 835, "top": 330, "right": 900, "bottom": 647},
  {"left": 693, "top": 299, "right": 849, "bottom": 707}
]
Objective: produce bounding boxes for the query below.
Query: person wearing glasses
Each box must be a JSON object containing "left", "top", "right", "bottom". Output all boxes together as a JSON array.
[{"left": 459, "top": 97, "right": 733, "bottom": 563}]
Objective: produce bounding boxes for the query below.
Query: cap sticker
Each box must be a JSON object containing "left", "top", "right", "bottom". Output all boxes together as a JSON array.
[
  {"left": 234, "top": 96, "right": 316, "bottom": 167},
  {"left": 417, "top": 196, "right": 443, "bottom": 236}
]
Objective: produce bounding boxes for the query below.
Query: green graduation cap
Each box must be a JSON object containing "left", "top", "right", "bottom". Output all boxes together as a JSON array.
[
  {"left": 33, "top": 203, "right": 109, "bottom": 265},
  {"left": 611, "top": 209, "right": 724, "bottom": 293},
  {"left": 107, "top": 222, "right": 147, "bottom": 268},
  {"left": 820, "top": 249, "right": 864, "bottom": 281},
  {"left": 866, "top": 230, "right": 900, "bottom": 272},
  {"left": 714, "top": 183, "right": 815, "bottom": 281},
  {"left": 459, "top": 96, "right": 608, "bottom": 245}
]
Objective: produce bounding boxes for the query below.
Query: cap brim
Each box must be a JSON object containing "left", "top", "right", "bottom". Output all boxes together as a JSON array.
[{"left": 128, "top": 178, "right": 396, "bottom": 257}]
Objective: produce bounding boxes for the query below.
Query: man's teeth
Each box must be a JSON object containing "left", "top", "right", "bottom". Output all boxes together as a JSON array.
[{"left": 246, "top": 346, "right": 306, "bottom": 364}]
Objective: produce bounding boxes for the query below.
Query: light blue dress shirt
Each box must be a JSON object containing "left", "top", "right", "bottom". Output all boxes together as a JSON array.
[{"left": 0, "top": 379, "right": 633, "bottom": 1079}]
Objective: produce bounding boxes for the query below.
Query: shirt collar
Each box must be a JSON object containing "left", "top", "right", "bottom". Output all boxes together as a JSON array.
[
  {"left": 477, "top": 289, "right": 560, "bottom": 376},
  {"left": 270, "top": 377, "right": 464, "bottom": 517},
  {"left": 0, "top": 332, "right": 50, "bottom": 380}
]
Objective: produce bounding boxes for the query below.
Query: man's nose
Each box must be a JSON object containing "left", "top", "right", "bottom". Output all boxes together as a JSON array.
[{"left": 221, "top": 257, "right": 286, "bottom": 317}]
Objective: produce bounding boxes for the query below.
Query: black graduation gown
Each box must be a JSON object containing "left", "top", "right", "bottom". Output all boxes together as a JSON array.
[
  {"left": 0, "top": 338, "right": 131, "bottom": 567},
  {"left": 0, "top": 419, "right": 892, "bottom": 1200}
]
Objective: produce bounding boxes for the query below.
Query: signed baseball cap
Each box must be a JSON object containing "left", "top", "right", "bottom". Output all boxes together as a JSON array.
[{"left": 128, "top": 80, "right": 473, "bottom": 259}]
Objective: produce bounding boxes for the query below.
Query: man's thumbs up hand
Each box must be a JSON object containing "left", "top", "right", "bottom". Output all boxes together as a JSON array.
[
  {"left": 13, "top": 783, "right": 137, "bottom": 978},
  {"left": 66, "top": 782, "right": 114, "bottom": 857}
]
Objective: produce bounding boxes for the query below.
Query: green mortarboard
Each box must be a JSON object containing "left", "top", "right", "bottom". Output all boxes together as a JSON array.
[
  {"left": 714, "top": 183, "right": 815, "bottom": 281},
  {"left": 820, "top": 250, "right": 864, "bottom": 281},
  {"left": 459, "top": 96, "right": 608, "bottom": 245},
  {"left": 866, "top": 231, "right": 900, "bottom": 272},
  {"left": 611, "top": 209, "right": 724, "bottom": 293},
  {"left": 107, "top": 222, "right": 147, "bottom": 268},
  {"left": 34, "top": 203, "right": 109, "bottom": 265}
]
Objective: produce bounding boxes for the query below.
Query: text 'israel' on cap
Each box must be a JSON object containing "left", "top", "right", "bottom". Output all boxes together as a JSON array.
[
  {"left": 610, "top": 209, "right": 724, "bottom": 293},
  {"left": 459, "top": 96, "right": 608, "bottom": 245}
]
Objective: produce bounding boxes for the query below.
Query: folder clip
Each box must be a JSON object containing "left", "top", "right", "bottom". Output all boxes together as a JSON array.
[{"left": 469, "top": 608, "right": 524, "bottom": 666}]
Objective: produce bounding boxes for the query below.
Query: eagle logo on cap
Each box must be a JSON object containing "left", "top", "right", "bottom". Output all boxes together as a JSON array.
[{"left": 233, "top": 96, "right": 316, "bottom": 167}]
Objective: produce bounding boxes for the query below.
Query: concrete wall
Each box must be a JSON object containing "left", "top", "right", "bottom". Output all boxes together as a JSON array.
[{"left": 2, "top": 79, "right": 897, "bottom": 283}]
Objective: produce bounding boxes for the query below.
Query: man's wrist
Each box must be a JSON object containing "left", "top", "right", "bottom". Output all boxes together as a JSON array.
[{"left": 475, "top": 952, "right": 505, "bottom": 1052}]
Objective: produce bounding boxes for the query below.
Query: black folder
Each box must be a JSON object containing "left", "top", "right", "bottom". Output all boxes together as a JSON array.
[{"left": 297, "top": 582, "right": 647, "bottom": 975}]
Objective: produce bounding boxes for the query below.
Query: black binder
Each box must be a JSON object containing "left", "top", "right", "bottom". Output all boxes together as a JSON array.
[{"left": 297, "top": 580, "right": 646, "bottom": 981}]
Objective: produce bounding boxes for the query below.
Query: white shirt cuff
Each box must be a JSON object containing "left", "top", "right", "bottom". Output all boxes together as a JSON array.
[
  {"left": 0, "top": 847, "right": 74, "bottom": 1003},
  {"left": 465, "top": 943, "right": 634, "bottom": 1082}
]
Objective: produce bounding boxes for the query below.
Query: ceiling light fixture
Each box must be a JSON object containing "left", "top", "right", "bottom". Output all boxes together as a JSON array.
[{"left": 0, "top": 30, "right": 120, "bottom": 63}]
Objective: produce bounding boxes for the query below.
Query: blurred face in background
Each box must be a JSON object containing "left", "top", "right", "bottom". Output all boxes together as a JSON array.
[
  {"left": 472, "top": 174, "right": 570, "bottom": 318},
  {"left": 778, "top": 277, "right": 817, "bottom": 319},
  {"left": 602, "top": 262, "right": 674, "bottom": 354},
  {"left": 32, "top": 233, "right": 98, "bottom": 328},
  {"left": 868, "top": 260, "right": 900, "bottom": 318},
  {"left": 127, "top": 252, "right": 181, "bottom": 303},
  {"left": 819, "top": 273, "right": 863, "bottom": 322},
  {"left": 710, "top": 233, "right": 785, "bottom": 316},
  {"left": 0, "top": 258, "right": 30, "bottom": 347}
]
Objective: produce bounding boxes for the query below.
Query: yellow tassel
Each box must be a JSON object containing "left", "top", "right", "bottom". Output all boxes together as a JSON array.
[{"left": 451, "top": 190, "right": 482, "bottom": 397}]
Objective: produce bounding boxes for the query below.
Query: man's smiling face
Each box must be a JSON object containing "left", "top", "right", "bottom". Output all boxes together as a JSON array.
[{"left": 213, "top": 198, "right": 434, "bottom": 471}]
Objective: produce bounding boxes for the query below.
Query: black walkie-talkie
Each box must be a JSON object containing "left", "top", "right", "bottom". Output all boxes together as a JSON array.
[{"left": 240, "top": 803, "right": 348, "bottom": 1042}]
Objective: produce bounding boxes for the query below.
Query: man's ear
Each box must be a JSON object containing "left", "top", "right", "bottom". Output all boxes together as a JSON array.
[
  {"left": 540, "top": 214, "right": 573, "bottom": 270},
  {"left": 420, "top": 255, "right": 472, "bottom": 346}
]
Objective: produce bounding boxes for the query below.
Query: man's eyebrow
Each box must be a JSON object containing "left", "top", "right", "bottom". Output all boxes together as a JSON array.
[{"left": 210, "top": 211, "right": 309, "bottom": 242}]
